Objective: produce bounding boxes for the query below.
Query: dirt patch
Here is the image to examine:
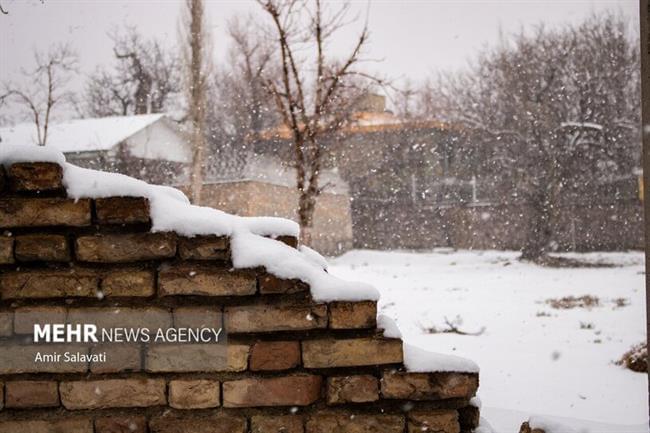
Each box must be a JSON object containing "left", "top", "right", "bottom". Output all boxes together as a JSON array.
[
  {"left": 525, "top": 255, "right": 618, "bottom": 268},
  {"left": 547, "top": 295, "right": 600, "bottom": 309}
]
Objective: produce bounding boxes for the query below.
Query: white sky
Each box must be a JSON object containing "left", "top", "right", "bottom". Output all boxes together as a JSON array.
[{"left": 0, "top": 0, "right": 640, "bottom": 117}]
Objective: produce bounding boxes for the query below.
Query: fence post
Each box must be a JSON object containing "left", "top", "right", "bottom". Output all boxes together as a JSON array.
[{"left": 639, "top": 0, "right": 650, "bottom": 423}]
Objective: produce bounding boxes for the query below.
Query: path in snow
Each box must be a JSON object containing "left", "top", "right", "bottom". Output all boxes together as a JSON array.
[{"left": 328, "top": 250, "right": 647, "bottom": 432}]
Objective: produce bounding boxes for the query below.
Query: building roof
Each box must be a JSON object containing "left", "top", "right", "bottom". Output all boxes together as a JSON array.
[
  {"left": 0, "top": 113, "right": 170, "bottom": 153},
  {"left": 257, "top": 114, "right": 458, "bottom": 141}
]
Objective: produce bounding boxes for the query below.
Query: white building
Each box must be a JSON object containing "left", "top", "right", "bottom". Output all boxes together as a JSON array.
[
  {"left": 0, "top": 114, "right": 191, "bottom": 184},
  {"left": 0, "top": 113, "right": 353, "bottom": 254}
]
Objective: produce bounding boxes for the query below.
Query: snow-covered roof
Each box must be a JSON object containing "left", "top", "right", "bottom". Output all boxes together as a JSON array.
[{"left": 0, "top": 114, "right": 172, "bottom": 154}]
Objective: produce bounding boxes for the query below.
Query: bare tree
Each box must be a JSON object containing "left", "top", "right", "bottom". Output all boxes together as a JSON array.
[
  {"left": 1, "top": 43, "right": 77, "bottom": 145},
  {"left": 83, "top": 68, "right": 133, "bottom": 117},
  {"left": 83, "top": 27, "right": 181, "bottom": 118},
  {"left": 256, "top": 0, "right": 382, "bottom": 243},
  {"left": 394, "top": 78, "right": 417, "bottom": 119},
  {"left": 204, "top": 15, "right": 278, "bottom": 181},
  {"left": 114, "top": 32, "right": 152, "bottom": 115},
  {"left": 225, "top": 15, "right": 276, "bottom": 138},
  {"left": 181, "top": 0, "right": 211, "bottom": 204},
  {"left": 420, "top": 13, "right": 640, "bottom": 261}
]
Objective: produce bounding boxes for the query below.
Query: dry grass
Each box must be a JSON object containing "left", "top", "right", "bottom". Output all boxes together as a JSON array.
[
  {"left": 616, "top": 342, "right": 647, "bottom": 373},
  {"left": 612, "top": 297, "right": 629, "bottom": 308},
  {"left": 419, "top": 316, "right": 486, "bottom": 336}
]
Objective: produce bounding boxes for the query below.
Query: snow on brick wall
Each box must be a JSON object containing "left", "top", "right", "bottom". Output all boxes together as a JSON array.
[{"left": 0, "top": 146, "right": 481, "bottom": 433}]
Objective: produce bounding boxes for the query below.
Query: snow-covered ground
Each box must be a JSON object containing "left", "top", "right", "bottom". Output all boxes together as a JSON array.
[{"left": 329, "top": 250, "right": 648, "bottom": 433}]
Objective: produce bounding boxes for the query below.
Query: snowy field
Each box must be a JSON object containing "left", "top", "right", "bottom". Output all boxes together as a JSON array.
[{"left": 328, "top": 250, "right": 647, "bottom": 433}]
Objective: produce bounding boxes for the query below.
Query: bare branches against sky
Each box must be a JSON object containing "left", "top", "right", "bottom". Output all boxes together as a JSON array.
[{"left": 0, "top": 1, "right": 637, "bottom": 90}]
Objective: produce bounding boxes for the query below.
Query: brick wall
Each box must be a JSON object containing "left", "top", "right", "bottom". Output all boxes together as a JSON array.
[
  {"left": 180, "top": 181, "right": 354, "bottom": 257},
  {"left": 0, "top": 162, "right": 480, "bottom": 433},
  {"left": 200, "top": 181, "right": 354, "bottom": 256}
]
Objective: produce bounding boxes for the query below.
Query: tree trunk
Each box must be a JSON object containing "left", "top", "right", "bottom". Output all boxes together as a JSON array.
[
  {"left": 189, "top": 125, "right": 204, "bottom": 204},
  {"left": 134, "top": 78, "right": 152, "bottom": 114},
  {"left": 187, "top": 0, "right": 206, "bottom": 205},
  {"left": 298, "top": 188, "right": 317, "bottom": 246},
  {"left": 520, "top": 191, "right": 552, "bottom": 261}
]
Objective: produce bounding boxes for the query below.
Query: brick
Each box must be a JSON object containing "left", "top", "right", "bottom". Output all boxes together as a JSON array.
[
  {"left": 90, "top": 344, "right": 141, "bottom": 373},
  {"left": 326, "top": 375, "right": 379, "bottom": 405},
  {"left": 95, "top": 196, "right": 150, "bottom": 224},
  {"left": 305, "top": 414, "right": 404, "bottom": 433},
  {"left": 0, "top": 311, "right": 12, "bottom": 337},
  {"left": 149, "top": 416, "right": 247, "bottom": 433},
  {"left": 178, "top": 235, "right": 228, "bottom": 260},
  {"left": 173, "top": 306, "right": 222, "bottom": 328},
  {"left": 458, "top": 406, "right": 480, "bottom": 431},
  {"left": 407, "top": 410, "right": 460, "bottom": 433},
  {"left": 225, "top": 303, "right": 327, "bottom": 333},
  {"left": 159, "top": 264, "right": 256, "bottom": 296},
  {"left": 0, "top": 268, "right": 98, "bottom": 299},
  {"left": 251, "top": 415, "right": 304, "bottom": 433},
  {"left": 223, "top": 375, "right": 322, "bottom": 407},
  {"left": 0, "top": 236, "right": 13, "bottom": 264},
  {"left": 101, "top": 269, "right": 155, "bottom": 297},
  {"left": 68, "top": 307, "right": 171, "bottom": 330},
  {"left": 8, "top": 162, "right": 63, "bottom": 192},
  {"left": 169, "top": 379, "right": 220, "bottom": 409},
  {"left": 0, "top": 198, "right": 91, "bottom": 228},
  {"left": 60, "top": 378, "right": 166, "bottom": 409},
  {"left": 259, "top": 274, "right": 308, "bottom": 294},
  {"left": 329, "top": 301, "right": 377, "bottom": 329},
  {"left": 146, "top": 343, "right": 248, "bottom": 372},
  {"left": 15, "top": 234, "right": 70, "bottom": 261},
  {"left": 75, "top": 233, "right": 176, "bottom": 263},
  {"left": 95, "top": 416, "right": 147, "bottom": 433},
  {"left": 380, "top": 372, "right": 478, "bottom": 401},
  {"left": 0, "top": 418, "right": 93, "bottom": 433},
  {"left": 302, "top": 338, "right": 403, "bottom": 368},
  {"left": 0, "top": 344, "right": 89, "bottom": 374},
  {"left": 14, "top": 306, "right": 67, "bottom": 334},
  {"left": 5, "top": 380, "right": 59, "bottom": 408},
  {"left": 250, "top": 340, "right": 301, "bottom": 371},
  {"left": 276, "top": 235, "right": 298, "bottom": 248}
]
